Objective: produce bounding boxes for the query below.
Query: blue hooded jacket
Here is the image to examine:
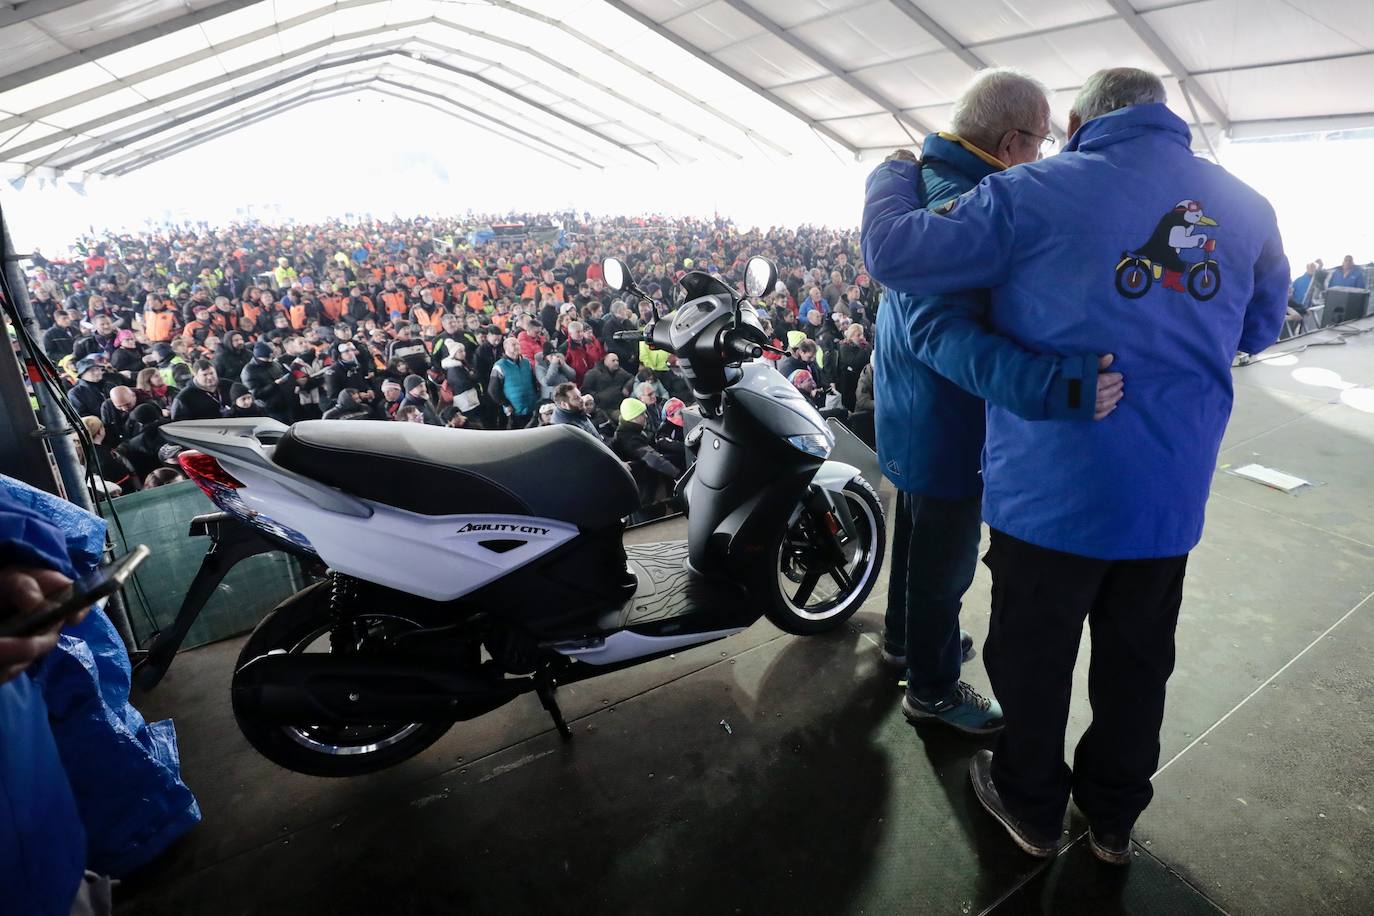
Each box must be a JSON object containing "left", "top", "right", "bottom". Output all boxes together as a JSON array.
[
  {"left": 863, "top": 104, "right": 1289, "bottom": 559},
  {"left": 871, "top": 132, "right": 1100, "bottom": 499},
  {"left": 0, "top": 503, "right": 86, "bottom": 916}
]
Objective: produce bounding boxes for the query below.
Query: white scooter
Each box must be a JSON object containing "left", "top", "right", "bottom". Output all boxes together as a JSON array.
[{"left": 148, "top": 256, "right": 885, "bottom": 776}]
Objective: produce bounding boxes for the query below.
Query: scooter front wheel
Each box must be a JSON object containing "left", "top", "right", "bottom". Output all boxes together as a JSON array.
[{"left": 754, "top": 476, "right": 885, "bottom": 635}]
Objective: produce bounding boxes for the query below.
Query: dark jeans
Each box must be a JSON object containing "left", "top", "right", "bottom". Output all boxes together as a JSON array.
[
  {"left": 882, "top": 491, "right": 982, "bottom": 700},
  {"left": 983, "top": 529, "right": 1188, "bottom": 836}
]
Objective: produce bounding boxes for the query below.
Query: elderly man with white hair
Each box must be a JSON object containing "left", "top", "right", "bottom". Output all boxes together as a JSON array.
[
  {"left": 864, "top": 67, "right": 1287, "bottom": 864},
  {"left": 869, "top": 68, "right": 1126, "bottom": 745}
]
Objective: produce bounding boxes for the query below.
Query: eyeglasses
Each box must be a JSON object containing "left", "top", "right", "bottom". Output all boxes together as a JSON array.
[{"left": 1015, "top": 129, "right": 1056, "bottom": 150}]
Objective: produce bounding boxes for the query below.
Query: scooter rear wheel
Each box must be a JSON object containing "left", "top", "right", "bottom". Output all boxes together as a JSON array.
[
  {"left": 232, "top": 583, "right": 454, "bottom": 777},
  {"left": 755, "top": 476, "right": 885, "bottom": 635}
]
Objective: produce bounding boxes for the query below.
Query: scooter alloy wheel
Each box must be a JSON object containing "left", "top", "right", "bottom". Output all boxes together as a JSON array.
[{"left": 754, "top": 476, "right": 886, "bottom": 635}]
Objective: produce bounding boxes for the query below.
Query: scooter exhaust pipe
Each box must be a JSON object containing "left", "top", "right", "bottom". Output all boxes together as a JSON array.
[{"left": 232, "top": 652, "right": 530, "bottom": 725}]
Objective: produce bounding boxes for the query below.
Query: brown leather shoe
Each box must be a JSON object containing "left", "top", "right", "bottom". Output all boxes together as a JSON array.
[
  {"left": 968, "top": 750, "right": 1059, "bottom": 858},
  {"left": 1088, "top": 827, "right": 1133, "bottom": 866}
]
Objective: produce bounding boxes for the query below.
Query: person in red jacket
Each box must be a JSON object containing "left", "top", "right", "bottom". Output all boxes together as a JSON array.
[
  {"left": 515, "top": 316, "right": 546, "bottom": 365},
  {"left": 558, "top": 320, "right": 604, "bottom": 386}
]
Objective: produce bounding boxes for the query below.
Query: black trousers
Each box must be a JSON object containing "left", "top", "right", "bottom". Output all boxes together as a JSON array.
[{"left": 983, "top": 529, "right": 1188, "bottom": 836}]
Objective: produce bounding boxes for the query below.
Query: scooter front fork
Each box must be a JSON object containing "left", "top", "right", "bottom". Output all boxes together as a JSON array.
[{"left": 802, "top": 485, "right": 855, "bottom": 569}]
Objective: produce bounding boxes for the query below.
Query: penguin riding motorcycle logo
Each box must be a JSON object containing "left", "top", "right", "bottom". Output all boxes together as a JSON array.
[{"left": 1114, "top": 199, "right": 1221, "bottom": 301}]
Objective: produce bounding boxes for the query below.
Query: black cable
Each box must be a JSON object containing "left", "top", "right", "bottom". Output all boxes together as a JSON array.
[
  {"left": 3, "top": 300, "right": 157, "bottom": 634},
  {"left": 1240, "top": 317, "right": 1372, "bottom": 365},
  {"left": 0, "top": 232, "right": 159, "bottom": 634}
]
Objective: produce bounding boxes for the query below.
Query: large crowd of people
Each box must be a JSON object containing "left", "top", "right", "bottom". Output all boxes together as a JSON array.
[{"left": 26, "top": 213, "right": 879, "bottom": 503}]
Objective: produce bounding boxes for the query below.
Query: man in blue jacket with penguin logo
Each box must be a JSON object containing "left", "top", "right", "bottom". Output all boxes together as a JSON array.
[
  {"left": 863, "top": 67, "right": 1288, "bottom": 864},
  {"left": 871, "top": 68, "right": 1125, "bottom": 742}
]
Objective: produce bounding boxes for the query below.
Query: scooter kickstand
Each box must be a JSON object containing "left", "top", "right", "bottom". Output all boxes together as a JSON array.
[{"left": 535, "top": 677, "right": 573, "bottom": 742}]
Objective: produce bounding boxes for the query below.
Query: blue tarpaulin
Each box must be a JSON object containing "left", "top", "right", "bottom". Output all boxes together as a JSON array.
[{"left": 0, "top": 474, "right": 200, "bottom": 875}]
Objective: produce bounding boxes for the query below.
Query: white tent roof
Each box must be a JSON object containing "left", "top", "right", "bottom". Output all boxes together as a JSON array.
[{"left": 0, "top": 0, "right": 1369, "bottom": 180}]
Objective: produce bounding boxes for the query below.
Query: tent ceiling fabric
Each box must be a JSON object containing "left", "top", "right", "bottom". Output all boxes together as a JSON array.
[{"left": 0, "top": 0, "right": 1369, "bottom": 179}]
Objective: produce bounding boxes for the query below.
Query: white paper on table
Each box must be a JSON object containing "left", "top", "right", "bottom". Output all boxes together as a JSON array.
[{"left": 1231, "top": 463, "right": 1310, "bottom": 493}]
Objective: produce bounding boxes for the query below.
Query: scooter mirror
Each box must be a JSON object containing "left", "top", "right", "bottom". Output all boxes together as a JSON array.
[
  {"left": 602, "top": 257, "right": 631, "bottom": 293},
  {"left": 744, "top": 256, "right": 778, "bottom": 300}
]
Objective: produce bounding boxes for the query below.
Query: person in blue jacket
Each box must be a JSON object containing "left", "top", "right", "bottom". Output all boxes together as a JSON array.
[
  {"left": 863, "top": 68, "right": 1288, "bottom": 864},
  {"left": 1327, "top": 254, "right": 1366, "bottom": 289},
  {"left": 1289, "top": 262, "right": 1316, "bottom": 311},
  {"left": 0, "top": 502, "right": 97, "bottom": 916},
  {"left": 872, "top": 68, "right": 1126, "bottom": 739}
]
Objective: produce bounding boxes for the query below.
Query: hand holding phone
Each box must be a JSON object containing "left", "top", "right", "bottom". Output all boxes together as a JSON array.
[
  {"left": 0, "top": 545, "right": 149, "bottom": 642},
  {"left": 0, "top": 567, "right": 76, "bottom": 683}
]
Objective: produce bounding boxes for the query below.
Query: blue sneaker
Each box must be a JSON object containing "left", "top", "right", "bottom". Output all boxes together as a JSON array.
[{"left": 901, "top": 682, "right": 1004, "bottom": 735}]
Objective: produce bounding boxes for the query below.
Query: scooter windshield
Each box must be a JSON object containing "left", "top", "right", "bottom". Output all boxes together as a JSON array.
[{"left": 678, "top": 270, "right": 736, "bottom": 302}]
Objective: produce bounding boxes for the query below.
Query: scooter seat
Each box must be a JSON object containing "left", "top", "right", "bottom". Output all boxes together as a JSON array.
[{"left": 272, "top": 420, "right": 639, "bottom": 529}]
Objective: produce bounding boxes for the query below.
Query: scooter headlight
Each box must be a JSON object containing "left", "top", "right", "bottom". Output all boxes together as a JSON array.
[{"left": 786, "top": 433, "right": 832, "bottom": 458}]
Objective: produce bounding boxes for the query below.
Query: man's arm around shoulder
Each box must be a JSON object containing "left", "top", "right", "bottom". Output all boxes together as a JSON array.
[
  {"left": 907, "top": 289, "right": 1103, "bottom": 421},
  {"left": 861, "top": 160, "right": 1017, "bottom": 297}
]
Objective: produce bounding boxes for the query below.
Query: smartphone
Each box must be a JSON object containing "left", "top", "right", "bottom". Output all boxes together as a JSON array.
[{"left": 0, "top": 545, "right": 150, "bottom": 639}]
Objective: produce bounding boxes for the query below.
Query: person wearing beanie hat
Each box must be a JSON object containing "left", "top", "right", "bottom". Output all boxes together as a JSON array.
[
  {"left": 777, "top": 335, "right": 823, "bottom": 385},
  {"left": 662, "top": 396, "right": 685, "bottom": 428},
  {"left": 618, "top": 396, "right": 647, "bottom": 423},
  {"left": 228, "top": 382, "right": 263, "bottom": 418},
  {"left": 610, "top": 395, "right": 681, "bottom": 513},
  {"left": 655, "top": 396, "right": 689, "bottom": 462},
  {"left": 400, "top": 373, "right": 441, "bottom": 425},
  {"left": 241, "top": 338, "right": 296, "bottom": 423},
  {"left": 323, "top": 337, "right": 377, "bottom": 414},
  {"left": 787, "top": 368, "right": 815, "bottom": 392},
  {"left": 378, "top": 377, "right": 404, "bottom": 419}
]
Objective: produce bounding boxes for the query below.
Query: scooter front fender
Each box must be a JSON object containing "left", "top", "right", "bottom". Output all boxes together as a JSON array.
[{"left": 811, "top": 460, "right": 861, "bottom": 494}]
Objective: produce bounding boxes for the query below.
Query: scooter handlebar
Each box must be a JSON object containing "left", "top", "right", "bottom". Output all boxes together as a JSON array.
[{"left": 722, "top": 330, "right": 763, "bottom": 362}]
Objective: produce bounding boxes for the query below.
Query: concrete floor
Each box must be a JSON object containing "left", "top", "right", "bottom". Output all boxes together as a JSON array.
[{"left": 119, "top": 318, "right": 1374, "bottom": 916}]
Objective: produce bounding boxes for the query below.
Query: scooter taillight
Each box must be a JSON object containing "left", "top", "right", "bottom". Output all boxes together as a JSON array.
[{"left": 177, "top": 450, "right": 243, "bottom": 498}]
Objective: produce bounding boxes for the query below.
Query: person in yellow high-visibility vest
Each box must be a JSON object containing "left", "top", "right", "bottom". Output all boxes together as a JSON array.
[
  {"left": 274, "top": 257, "right": 297, "bottom": 289},
  {"left": 638, "top": 340, "right": 669, "bottom": 374}
]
